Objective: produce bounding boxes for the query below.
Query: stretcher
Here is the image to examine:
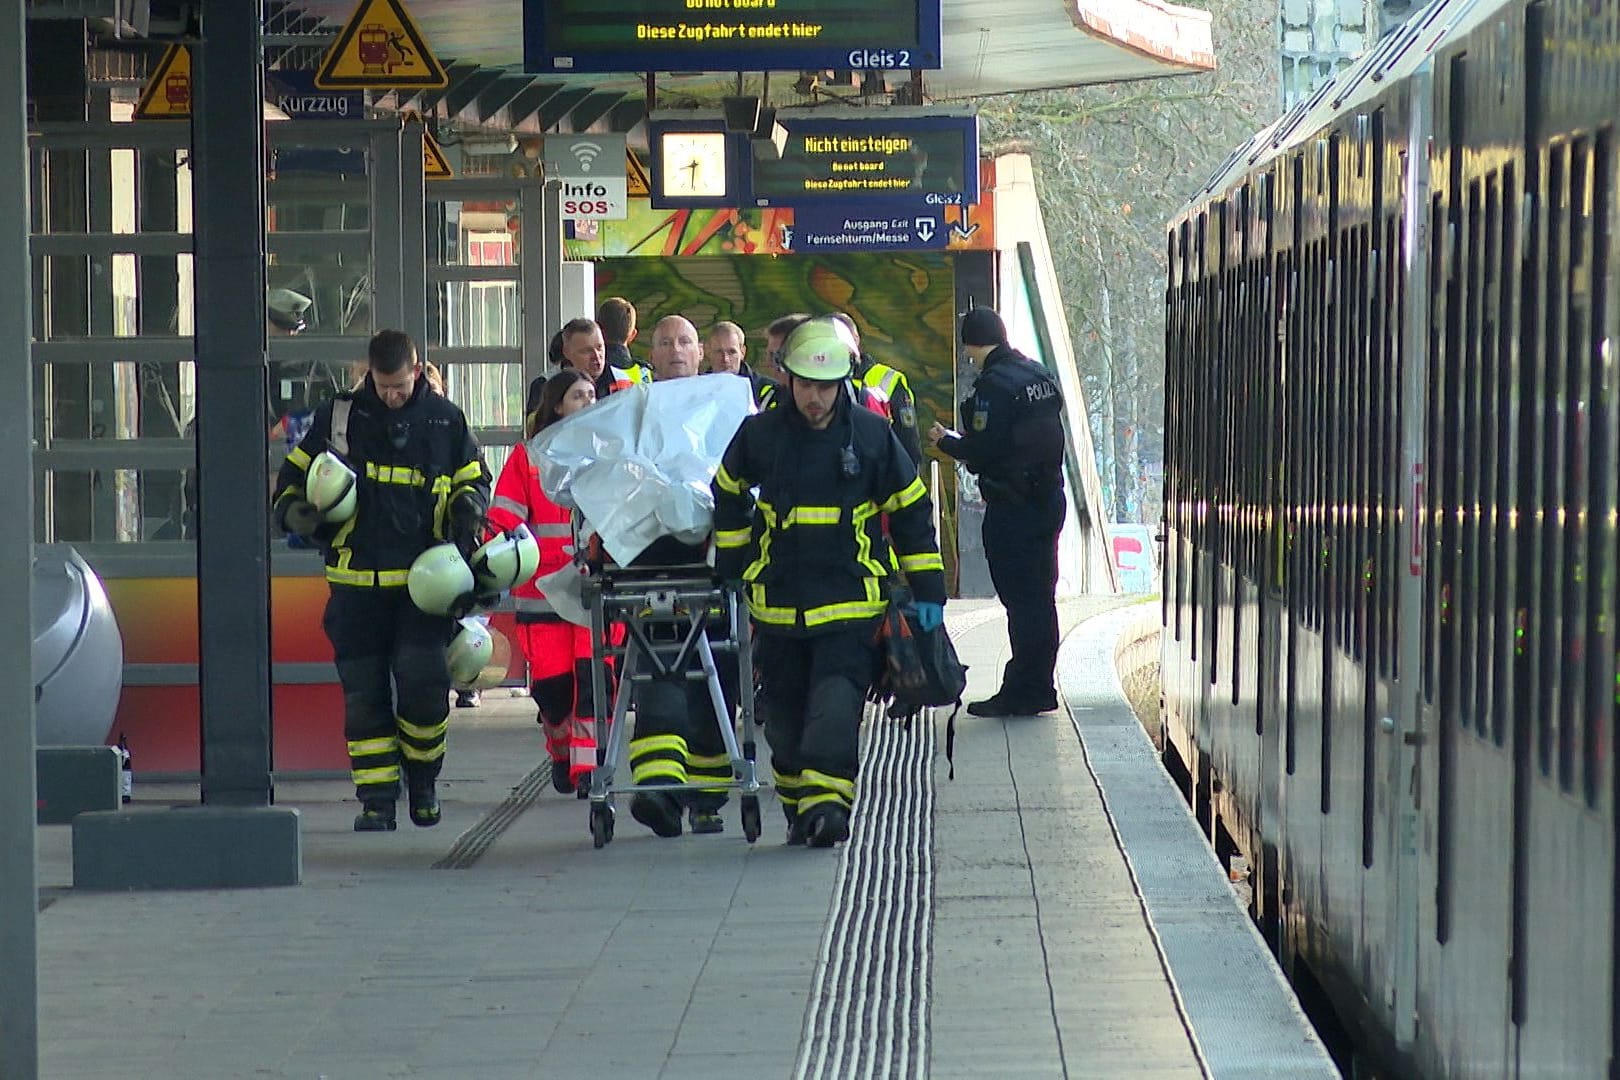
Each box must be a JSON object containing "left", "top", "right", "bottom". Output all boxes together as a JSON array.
[{"left": 577, "top": 535, "right": 764, "bottom": 848}]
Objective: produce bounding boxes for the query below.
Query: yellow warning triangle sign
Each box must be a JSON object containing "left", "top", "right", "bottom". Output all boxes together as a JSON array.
[
  {"left": 314, "top": 0, "right": 449, "bottom": 90},
  {"left": 423, "top": 129, "right": 453, "bottom": 179},
  {"left": 134, "top": 43, "right": 192, "bottom": 120},
  {"left": 626, "top": 147, "right": 651, "bottom": 198}
]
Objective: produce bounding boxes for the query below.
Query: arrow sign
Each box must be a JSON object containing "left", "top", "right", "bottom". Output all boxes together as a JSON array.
[
  {"left": 914, "top": 217, "right": 937, "bottom": 242},
  {"left": 949, "top": 206, "right": 981, "bottom": 240}
]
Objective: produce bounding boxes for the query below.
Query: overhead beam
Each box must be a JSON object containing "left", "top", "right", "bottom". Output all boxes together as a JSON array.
[
  {"left": 567, "top": 90, "right": 624, "bottom": 133},
  {"left": 475, "top": 73, "right": 536, "bottom": 123}
]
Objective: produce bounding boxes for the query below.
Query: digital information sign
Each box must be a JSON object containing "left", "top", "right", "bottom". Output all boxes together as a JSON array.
[
  {"left": 524, "top": 0, "right": 941, "bottom": 74},
  {"left": 749, "top": 113, "right": 977, "bottom": 206}
]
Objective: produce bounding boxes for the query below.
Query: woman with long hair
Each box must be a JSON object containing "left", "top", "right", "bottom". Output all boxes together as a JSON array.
[{"left": 486, "top": 368, "right": 612, "bottom": 795}]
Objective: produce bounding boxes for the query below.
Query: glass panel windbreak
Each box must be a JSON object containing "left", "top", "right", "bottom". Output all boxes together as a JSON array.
[
  {"left": 268, "top": 144, "right": 374, "bottom": 340},
  {"left": 445, "top": 363, "right": 524, "bottom": 435},
  {"left": 35, "top": 252, "right": 195, "bottom": 338},
  {"left": 35, "top": 359, "right": 194, "bottom": 443},
  {"left": 433, "top": 203, "right": 519, "bottom": 266},
  {"left": 38, "top": 469, "right": 192, "bottom": 543}
]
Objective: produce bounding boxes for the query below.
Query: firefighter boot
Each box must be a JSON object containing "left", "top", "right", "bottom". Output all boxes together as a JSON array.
[
  {"left": 550, "top": 758, "right": 573, "bottom": 795},
  {"left": 802, "top": 804, "right": 850, "bottom": 849},
  {"left": 353, "top": 799, "right": 398, "bottom": 832},
  {"left": 630, "top": 783, "right": 684, "bottom": 838},
  {"left": 407, "top": 781, "right": 440, "bottom": 828}
]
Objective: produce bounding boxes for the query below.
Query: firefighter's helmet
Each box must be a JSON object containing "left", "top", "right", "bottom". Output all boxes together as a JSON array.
[
  {"left": 470, "top": 523, "right": 542, "bottom": 593},
  {"left": 305, "top": 451, "right": 357, "bottom": 522},
  {"left": 446, "top": 618, "right": 511, "bottom": 690},
  {"left": 779, "top": 316, "right": 858, "bottom": 382},
  {"left": 407, "top": 543, "right": 476, "bottom": 616}
]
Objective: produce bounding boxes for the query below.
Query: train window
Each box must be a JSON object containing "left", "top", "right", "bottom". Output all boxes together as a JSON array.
[
  {"left": 1462, "top": 176, "right": 1484, "bottom": 739},
  {"left": 1537, "top": 141, "right": 1569, "bottom": 779},
  {"left": 1558, "top": 136, "right": 1594, "bottom": 796},
  {"left": 1584, "top": 129, "right": 1612, "bottom": 809}
]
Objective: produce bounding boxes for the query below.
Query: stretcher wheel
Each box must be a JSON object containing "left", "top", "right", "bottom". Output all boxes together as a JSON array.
[
  {"left": 590, "top": 803, "right": 614, "bottom": 849},
  {"left": 740, "top": 795, "right": 761, "bottom": 844}
]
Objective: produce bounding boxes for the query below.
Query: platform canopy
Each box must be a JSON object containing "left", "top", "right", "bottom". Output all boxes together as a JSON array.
[{"left": 283, "top": 0, "right": 1216, "bottom": 130}]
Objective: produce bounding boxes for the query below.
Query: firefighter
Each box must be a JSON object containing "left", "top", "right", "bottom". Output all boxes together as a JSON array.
[
  {"left": 927, "top": 306, "right": 1066, "bottom": 717},
  {"left": 273, "top": 329, "right": 491, "bottom": 832},
  {"left": 713, "top": 315, "right": 946, "bottom": 847},
  {"left": 831, "top": 312, "right": 925, "bottom": 469},
  {"left": 486, "top": 368, "right": 617, "bottom": 798}
]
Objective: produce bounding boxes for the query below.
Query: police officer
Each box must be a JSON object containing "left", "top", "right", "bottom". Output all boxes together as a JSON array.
[
  {"left": 927, "top": 307, "right": 1065, "bottom": 717},
  {"left": 714, "top": 316, "right": 946, "bottom": 847},
  {"left": 831, "top": 313, "right": 925, "bottom": 469},
  {"left": 273, "top": 329, "right": 491, "bottom": 832}
]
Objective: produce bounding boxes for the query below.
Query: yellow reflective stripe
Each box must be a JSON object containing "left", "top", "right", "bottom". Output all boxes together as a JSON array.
[
  {"left": 325, "top": 567, "right": 411, "bottom": 587},
  {"left": 715, "top": 463, "right": 747, "bottom": 495},
  {"left": 347, "top": 737, "right": 397, "bottom": 757},
  {"left": 352, "top": 765, "right": 400, "bottom": 786},
  {"left": 452, "top": 460, "right": 484, "bottom": 484},
  {"left": 364, "top": 462, "right": 426, "bottom": 486},
  {"left": 631, "top": 761, "right": 687, "bottom": 784},
  {"left": 686, "top": 753, "right": 731, "bottom": 772},
  {"left": 747, "top": 585, "right": 797, "bottom": 626},
  {"left": 881, "top": 477, "right": 927, "bottom": 514},
  {"left": 331, "top": 514, "right": 358, "bottom": 551},
  {"left": 801, "top": 768, "right": 856, "bottom": 800},
  {"left": 399, "top": 742, "right": 446, "bottom": 763},
  {"left": 631, "top": 734, "right": 689, "bottom": 757},
  {"left": 287, "top": 446, "right": 312, "bottom": 471},
  {"left": 715, "top": 527, "right": 752, "bottom": 549},
  {"left": 432, "top": 476, "right": 453, "bottom": 494},
  {"left": 798, "top": 791, "right": 851, "bottom": 812},
  {"left": 852, "top": 502, "right": 887, "bottom": 579},
  {"left": 899, "top": 551, "right": 944, "bottom": 573},
  {"left": 802, "top": 597, "right": 886, "bottom": 627},
  {"left": 396, "top": 717, "right": 448, "bottom": 741},
  {"left": 746, "top": 503, "right": 776, "bottom": 581},
  {"left": 784, "top": 506, "right": 840, "bottom": 526}
]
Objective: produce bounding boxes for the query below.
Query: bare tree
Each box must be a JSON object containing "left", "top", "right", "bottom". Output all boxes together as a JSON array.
[{"left": 972, "top": 0, "right": 1278, "bottom": 525}]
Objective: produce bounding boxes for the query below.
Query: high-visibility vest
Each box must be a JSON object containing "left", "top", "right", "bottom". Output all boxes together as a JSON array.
[{"left": 486, "top": 441, "right": 575, "bottom": 607}]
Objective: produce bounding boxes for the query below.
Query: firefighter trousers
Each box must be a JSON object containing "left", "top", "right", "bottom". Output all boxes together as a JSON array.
[
  {"left": 755, "top": 625, "right": 876, "bottom": 827},
  {"left": 323, "top": 587, "right": 453, "bottom": 804},
  {"left": 628, "top": 622, "right": 738, "bottom": 812}
]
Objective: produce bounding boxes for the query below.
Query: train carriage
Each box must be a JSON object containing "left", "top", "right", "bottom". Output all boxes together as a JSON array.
[{"left": 1162, "top": 0, "right": 1620, "bottom": 1074}]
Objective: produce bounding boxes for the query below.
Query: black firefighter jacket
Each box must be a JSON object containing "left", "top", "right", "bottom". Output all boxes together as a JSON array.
[
  {"left": 273, "top": 377, "right": 490, "bottom": 589},
  {"left": 712, "top": 392, "right": 946, "bottom": 635}
]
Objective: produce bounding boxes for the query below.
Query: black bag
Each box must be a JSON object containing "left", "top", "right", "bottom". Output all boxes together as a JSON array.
[{"left": 874, "top": 592, "right": 969, "bottom": 779}]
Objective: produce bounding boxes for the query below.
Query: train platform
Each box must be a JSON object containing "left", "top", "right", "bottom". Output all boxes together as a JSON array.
[{"left": 32, "top": 598, "right": 1337, "bottom": 1080}]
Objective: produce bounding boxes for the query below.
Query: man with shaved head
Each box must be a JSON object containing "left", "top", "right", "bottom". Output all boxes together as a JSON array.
[{"left": 647, "top": 314, "right": 703, "bottom": 381}]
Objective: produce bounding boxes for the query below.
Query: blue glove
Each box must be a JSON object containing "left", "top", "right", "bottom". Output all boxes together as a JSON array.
[{"left": 914, "top": 602, "right": 945, "bottom": 633}]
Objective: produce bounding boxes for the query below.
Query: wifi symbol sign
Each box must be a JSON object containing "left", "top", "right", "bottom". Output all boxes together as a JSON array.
[{"left": 571, "top": 140, "right": 603, "bottom": 173}]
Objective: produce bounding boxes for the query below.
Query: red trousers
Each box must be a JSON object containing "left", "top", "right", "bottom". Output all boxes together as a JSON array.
[{"left": 517, "top": 619, "right": 618, "bottom": 784}]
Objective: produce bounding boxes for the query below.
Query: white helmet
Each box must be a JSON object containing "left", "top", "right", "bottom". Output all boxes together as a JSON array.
[
  {"left": 306, "top": 451, "right": 357, "bottom": 522},
  {"left": 407, "top": 543, "right": 476, "bottom": 616},
  {"left": 446, "top": 618, "right": 512, "bottom": 690},
  {"left": 470, "top": 524, "right": 542, "bottom": 592}
]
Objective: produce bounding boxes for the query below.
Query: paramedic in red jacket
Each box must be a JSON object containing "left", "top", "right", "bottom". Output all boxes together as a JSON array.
[{"left": 486, "top": 368, "right": 612, "bottom": 796}]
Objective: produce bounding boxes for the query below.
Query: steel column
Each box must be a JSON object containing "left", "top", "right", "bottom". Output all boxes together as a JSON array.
[
  {"left": 194, "top": 0, "right": 273, "bottom": 805},
  {"left": 0, "top": 3, "right": 38, "bottom": 1076}
]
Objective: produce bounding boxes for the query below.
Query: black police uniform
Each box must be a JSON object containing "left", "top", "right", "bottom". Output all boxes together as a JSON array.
[
  {"left": 714, "top": 390, "right": 946, "bottom": 842},
  {"left": 936, "top": 344, "right": 1065, "bottom": 710},
  {"left": 273, "top": 377, "right": 490, "bottom": 816}
]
